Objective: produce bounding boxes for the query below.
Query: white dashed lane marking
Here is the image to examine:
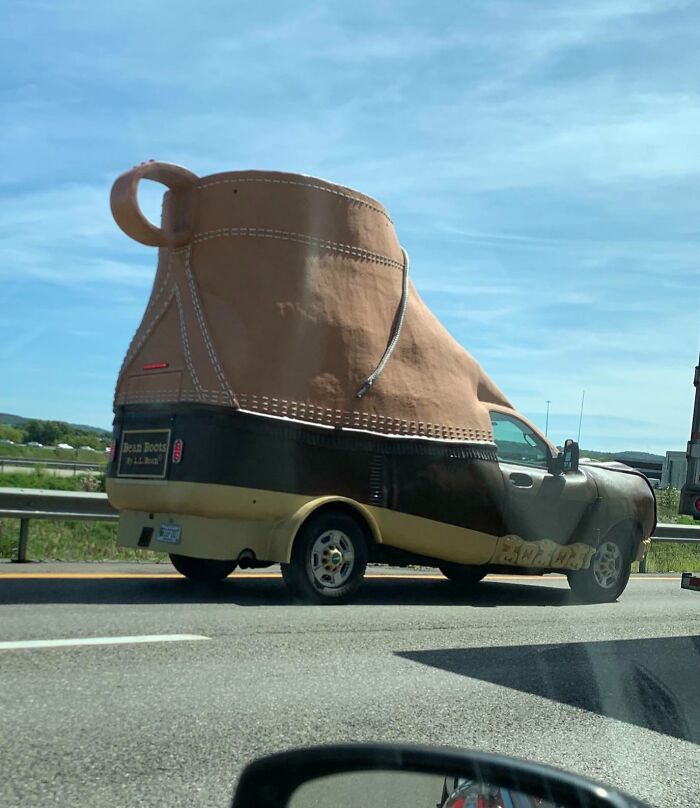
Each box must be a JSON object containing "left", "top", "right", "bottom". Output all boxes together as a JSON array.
[{"left": 0, "top": 634, "right": 210, "bottom": 651}]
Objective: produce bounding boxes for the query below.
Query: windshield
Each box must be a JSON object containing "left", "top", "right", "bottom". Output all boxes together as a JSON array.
[{"left": 1, "top": 4, "right": 699, "bottom": 808}]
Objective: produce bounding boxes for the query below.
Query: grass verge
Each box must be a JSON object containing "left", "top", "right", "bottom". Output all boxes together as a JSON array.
[
  {"left": 0, "top": 471, "right": 97, "bottom": 491},
  {"left": 0, "top": 519, "right": 163, "bottom": 562},
  {"left": 632, "top": 543, "right": 700, "bottom": 573}
]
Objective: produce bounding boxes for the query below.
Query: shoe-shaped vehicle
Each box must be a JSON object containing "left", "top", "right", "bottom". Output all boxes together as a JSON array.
[{"left": 106, "top": 161, "right": 655, "bottom": 604}]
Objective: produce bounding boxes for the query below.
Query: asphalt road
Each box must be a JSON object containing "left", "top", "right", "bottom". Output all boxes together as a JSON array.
[{"left": 0, "top": 565, "right": 698, "bottom": 808}]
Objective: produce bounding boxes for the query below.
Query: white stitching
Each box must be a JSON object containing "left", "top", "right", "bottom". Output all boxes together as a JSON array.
[
  {"left": 173, "top": 286, "right": 203, "bottom": 395},
  {"left": 193, "top": 227, "right": 403, "bottom": 270},
  {"left": 147, "top": 262, "right": 173, "bottom": 314},
  {"left": 119, "top": 251, "right": 176, "bottom": 377},
  {"left": 114, "top": 251, "right": 174, "bottom": 395},
  {"left": 123, "top": 286, "right": 176, "bottom": 370},
  {"left": 183, "top": 247, "right": 235, "bottom": 403},
  {"left": 115, "top": 386, "right": 494, "bottom": 441},
  {"left": 115, "top": 283, "right": 204, "bottom": 399},
  {"left": 196, "top": 176, "right": 392, "bottom": 222},
  {"left": 234, "top": 392, "right": 493, "bottom": 442}
]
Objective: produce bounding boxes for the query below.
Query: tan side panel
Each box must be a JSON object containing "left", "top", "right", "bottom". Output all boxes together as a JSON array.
[
  {"left": 107, "top": 480, "right": 595, "bottom": 570},
  {"left": 107, "top": 478, "right": 311, "bottom": 520},
  {"left": 108, "top": 479, "right": 496, "bottom": 564},
  {"left": 368, "top": 506, "right": 497, "bottom": 565},
  {"left": 117, "top": 510, "right": 275, "bottom": 561}
]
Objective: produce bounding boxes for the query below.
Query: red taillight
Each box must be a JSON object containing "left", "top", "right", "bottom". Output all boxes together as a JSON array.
[
  {"left": 172, "top": 439, "right": 183, "bottom": 464},
  {"left": 143, "top": 362, "right": 169, "bottom": 371},
  {"left": 108, "top": 440, "right": 116, "bottom": 461},
  {"left": 694, "top": 496, "right": 700, "bottom": 512}
]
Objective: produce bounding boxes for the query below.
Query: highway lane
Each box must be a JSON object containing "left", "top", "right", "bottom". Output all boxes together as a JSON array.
[{"left": 0, "top": 566, "right": 698, "bottom": 808}]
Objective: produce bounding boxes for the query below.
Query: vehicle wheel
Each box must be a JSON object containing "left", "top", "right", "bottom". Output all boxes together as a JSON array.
[
  {"left": 439, "top": 562, "right": 487, "bottom": 585},
  {"left": 566, "top": 532, "right": 633, "bottom": 603},
  {"left": 281, "top": 510, "right": 368, "bottom": 604},
  {"left": 169, "top": 553, "right": 237, "bottom": 583}
]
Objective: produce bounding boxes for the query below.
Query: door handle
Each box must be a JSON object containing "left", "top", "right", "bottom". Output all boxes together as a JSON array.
[{"left": 509, "top": 472, "right": 533, "bottom": 488}]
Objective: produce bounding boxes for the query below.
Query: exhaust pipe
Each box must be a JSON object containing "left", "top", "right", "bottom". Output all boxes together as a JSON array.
[{"left": 237, "top": 549, "right": 257, "bottom": 569}]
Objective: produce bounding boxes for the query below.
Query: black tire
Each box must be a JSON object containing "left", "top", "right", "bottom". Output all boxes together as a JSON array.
[
  {"left": 439, "top": 562, "right": 487, "bottom": 585},
  {"left": 566, "top": 531, "right": 634, "bottom": 603},
  {"left": 169, "top": 553, "right": 237, "bottom": 583},
  {"left": 281, "top": 510, "right": 368, "bottom": 604}
]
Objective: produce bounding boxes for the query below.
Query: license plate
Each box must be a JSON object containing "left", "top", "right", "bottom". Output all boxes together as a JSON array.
[
  {"left": 158, "top": 523, "right": 182, "bottom": 544},
  {"left": 117, "top": 429, "right": 171, "bottom": 478}
]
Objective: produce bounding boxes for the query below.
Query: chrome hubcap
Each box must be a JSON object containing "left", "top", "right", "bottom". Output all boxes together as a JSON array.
[
  {"left": 310, "top": 530, "right": 355, "bottom": 589},
  {"left": 592, "top": 541, "right": 623, "bottom": 589}
]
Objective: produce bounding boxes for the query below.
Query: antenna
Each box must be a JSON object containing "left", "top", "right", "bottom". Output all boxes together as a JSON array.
[
  {"left": 577, "top": 390, "right": 585, "bottom": 443},
  {"left": 545, "top": 400, "right": 552, "bottom": 436}
]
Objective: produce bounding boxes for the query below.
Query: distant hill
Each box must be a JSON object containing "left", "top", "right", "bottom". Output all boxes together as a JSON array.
[
  {"left": 0, "top": 413, "right": 110, "bottom": 437},
  {"left": 613, "top": 450, "right": 665, "bottom": 464},
  {"left": 579, "top": 449, "right": 665, "bottom": 463}
]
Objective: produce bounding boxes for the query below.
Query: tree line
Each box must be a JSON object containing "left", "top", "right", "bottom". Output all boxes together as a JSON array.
[{"left": 0, "top": 420, "right": 108, "bottom": 449}]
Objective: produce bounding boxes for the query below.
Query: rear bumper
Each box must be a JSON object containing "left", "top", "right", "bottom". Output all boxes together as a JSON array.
[
  {"left": 108, "top": 477, "right": 321, "bottom": 563},
  {"left": 117, "top": 509, "right": 279, "bottom": 562}
]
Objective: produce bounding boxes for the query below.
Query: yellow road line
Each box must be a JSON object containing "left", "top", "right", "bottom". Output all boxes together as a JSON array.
[
  {"left": 0, "top": 572, "right": 680, "bottom": 581},
  {"left": 0, "top": 572, "right": 556, "bottom": 581}
]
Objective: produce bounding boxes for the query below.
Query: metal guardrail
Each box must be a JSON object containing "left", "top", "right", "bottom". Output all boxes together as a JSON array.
[
  {"left": 0, "top": 488, "right": 118, "bottom": 562},
  {"left": 0, "top": 456, "right": 105, "bottom": 474},
  {"left": 0, "top": 488, "right": 698, "bottom": 567}
]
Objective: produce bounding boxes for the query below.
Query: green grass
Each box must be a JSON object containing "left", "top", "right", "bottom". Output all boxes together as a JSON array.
[
  {"left": 636, "top": 487, "right": 699, "bottom": 571},
  {"left": 0, "top": 471, "right": 92, "bottom": 491},
  {"left": 0, "top": 518, "right": 163, "bottom": 562},
  {"left": 655, "top": 487, "right": 696, "bottom": 524},
  {"left": 633, "top": 542, "right": 700, "bottom": 573}
]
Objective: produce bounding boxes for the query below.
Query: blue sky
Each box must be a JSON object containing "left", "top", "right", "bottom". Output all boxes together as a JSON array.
[{"left": 1, "top": 0, "right": 698, "bottom": 453}]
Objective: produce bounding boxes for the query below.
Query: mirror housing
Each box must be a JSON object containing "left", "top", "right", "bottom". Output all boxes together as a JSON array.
[
  {"left": 231, "top": 743, "right": 641, "bottom": 808},
  {"left": 562, "top": 439, "right": 580, "bottom": 473},
  {"left": 548, "top": 439, "right": 580, "bottom": 475}
]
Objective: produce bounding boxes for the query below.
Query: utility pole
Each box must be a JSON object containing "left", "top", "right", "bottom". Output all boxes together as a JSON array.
[
  {"left": 577, "top": 390, "right": 585, "bottom": 443},
  {"left": 545, "top": 400, "right": 552, "bottom": 436},
  {"left": 680, "top": 350, "right": 700, "bottom": 517}
]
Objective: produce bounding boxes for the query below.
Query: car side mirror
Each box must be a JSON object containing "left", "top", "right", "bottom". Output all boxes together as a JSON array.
[
  {"left": 562, "top": 438, "right": 580, "bottom": 472},
  {"left": 231, "top": 743, "right": 643, "bottom": 808}
]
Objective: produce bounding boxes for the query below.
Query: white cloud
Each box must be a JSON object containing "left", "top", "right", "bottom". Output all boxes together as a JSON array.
[{"left": 0, "top": 182, "right": 155, "bottom": 288}]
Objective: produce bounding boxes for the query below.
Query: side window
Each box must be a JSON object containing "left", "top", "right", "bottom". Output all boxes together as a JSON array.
[{"left": 489, "top": 411, "right": 548, "bottom": 468}]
